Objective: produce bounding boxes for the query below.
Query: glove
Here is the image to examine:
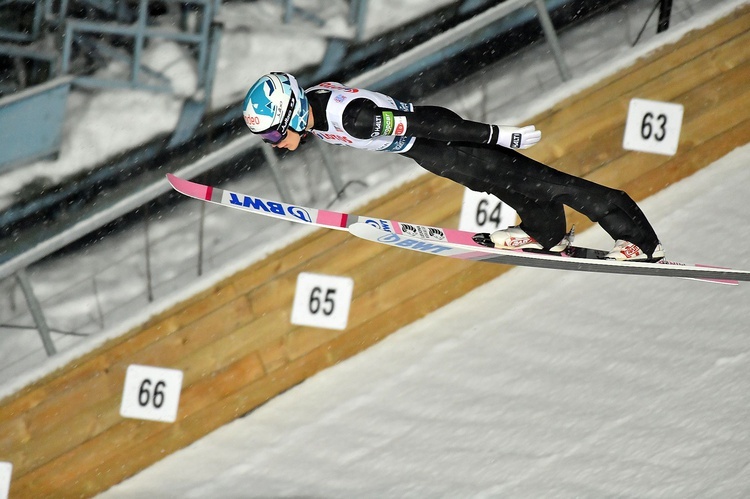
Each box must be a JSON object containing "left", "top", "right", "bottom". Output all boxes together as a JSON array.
[{"left": 494, "top": 125, "right": 541, "bottom": 149}]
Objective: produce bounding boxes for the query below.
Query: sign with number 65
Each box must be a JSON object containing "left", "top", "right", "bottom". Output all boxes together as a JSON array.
[{"left": 291, "top": 272, "right": 353, "bottom": 330}]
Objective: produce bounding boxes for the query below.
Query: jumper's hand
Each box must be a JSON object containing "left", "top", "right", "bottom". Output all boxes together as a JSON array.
[{"left": 495, "top": 125, "right": 541, "bottom": 149}]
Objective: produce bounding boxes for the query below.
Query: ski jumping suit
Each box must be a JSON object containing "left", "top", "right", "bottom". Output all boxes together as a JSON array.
[{"left": 305, "top": 82, "right": 661, "bottom": 255}]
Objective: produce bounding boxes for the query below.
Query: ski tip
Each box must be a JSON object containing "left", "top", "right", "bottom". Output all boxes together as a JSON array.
[
  {"left": 166, "top": 173, "right": 180, "bottom": 189},
  {"left": 166, "top": 174, "right": 212, "bottom": 201}
]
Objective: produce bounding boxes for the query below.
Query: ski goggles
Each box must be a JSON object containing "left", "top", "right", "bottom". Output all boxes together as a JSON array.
[
  {"left": 254, "top": 92, "right": 298, "bottom": 145},
  {"left": 257, "top": 128, "right": 286, "bottom": 145}
]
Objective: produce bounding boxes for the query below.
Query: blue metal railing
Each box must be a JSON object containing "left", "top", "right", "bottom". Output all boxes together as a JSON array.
[
  {"left": 0, "top": 76, "right": 73, "bottom": 171},
  {"left": 61, "top": 0, "right": 220, "bottom": 92}
]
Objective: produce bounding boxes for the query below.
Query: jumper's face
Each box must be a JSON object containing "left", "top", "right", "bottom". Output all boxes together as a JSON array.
[{"left": 270, "top": 129, "right": 302, "bottom": 150}]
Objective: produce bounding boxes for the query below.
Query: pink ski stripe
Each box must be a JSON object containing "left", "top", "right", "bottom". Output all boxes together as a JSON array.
[
  {"left": 696, "top": 277, "right": 738, "bottom": 285},
  {"left": 441, "top": 228, "right": 482, "bottom": 246},
  {"left": 167, "top": 174, "right": 212, "bottom": 201},
  {"left": 316, "top": 210, "right": 348, "bottom": 228},
  {"left": 670, "top": 261, "right": 738, "bottom": 283},
  {"left": 695, "top": 263, "right": 732, "bottom": 270}
]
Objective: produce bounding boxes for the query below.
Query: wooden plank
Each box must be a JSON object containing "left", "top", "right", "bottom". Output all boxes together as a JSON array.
[
  {"left": 533, "top": 28, "right": 750, "bottom": 173},
  {"left": 5, "top": 292, "right": 254, "bottom": 478},
  {"left": 533, "top": 13, "right": 748, "bottom": 147},
  {"left": 15, "top": 345, "right": 316, "bottom": 497},
  {"left": 585, "top": 63, "right": 749, "bottom": 190},
  {"left": 0, "top": 276, "right": 244, "bottom": 455},
  {"left": 328, "top": 261, "right": 505, "bottom": 365},
  {"left": 533, "top": 7, "right": 749, "bottom": 129},
  {"left": 624, "top": 118, "right": 750, "bottom": 200}
]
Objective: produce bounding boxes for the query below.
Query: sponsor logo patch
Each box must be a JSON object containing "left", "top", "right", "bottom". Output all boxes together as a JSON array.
[
  {"left": 227, "top": 194, "right": 312, "bottom": 222},
  {"left": 621, "top": 243, "right": 642, "bottom": 258},
  {"left": 372, "top": 115, "right": 383, "bottom": 137},
  {"left": 509, "top": 237, "right": 534, "bottom": 248},
  {"left": 314, "top": 131, "right": 353, "bottom": 144},
  {"left": 318, "top": 82, "right": 359, "bottom": 93},
  {"left": 393, "top": 116, "right": 407, "bottom": 136},
  {"left": 382, "top": 111, "right": 395, "bottom": 135},
  {"left": 376, "top": 233, "right": 452, "bottom": 254},
  {"left": 399, "top": 223, "right": 446, "bottom": 241},
  {"left": 383, "top": 135, "right": 414, "bottom": 152},
  {"left": 364, "top": 218, "right": 392, "bottom": 232}
]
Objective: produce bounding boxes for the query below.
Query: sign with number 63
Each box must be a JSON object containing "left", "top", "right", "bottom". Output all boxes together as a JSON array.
[
  {"left": 120, "top": 364, "right": 183, "bottom": 423},
  {"left": 623, "top": 98, "right": 684, "bottom": 156}
]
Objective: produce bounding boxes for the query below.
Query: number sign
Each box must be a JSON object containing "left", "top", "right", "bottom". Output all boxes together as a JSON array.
[
  {"left": 623, "top": 98, "right": 683, "bottom": 156},
  {"left": 120, "top": 365, "right": 183, "bottom": 423},
  {"left": 0, "top": 462, "right": 11, "bottom": 499},
  {"left": 459, "top": 188, "right": 517, "bottom": 233},
  {"left": 291, "top": 272, "right": 353, "bottom": 330}
]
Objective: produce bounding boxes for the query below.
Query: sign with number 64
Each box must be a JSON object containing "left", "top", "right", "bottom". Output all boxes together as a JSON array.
[
  {"left": 120, "top": 364, "right": 183, "bottom": 423},
  {"left": 623, "top": 98, "right": 683, "bottom": 156},
  {"left": 459, "top": 188, "right": 516, "bottom": 233}
]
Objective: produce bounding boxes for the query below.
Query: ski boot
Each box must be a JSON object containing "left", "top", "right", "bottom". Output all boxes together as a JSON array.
[
  {"left": 473, "top": 226, "right": 573, "bottom": 253},
  {"left": 605, "top": 240, "right": 665, "bottom": 262}
]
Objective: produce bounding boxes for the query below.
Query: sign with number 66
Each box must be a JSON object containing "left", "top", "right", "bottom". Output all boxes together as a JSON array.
[
  {"left": 0, "top": 462, "right": 11, "bottom": 499},
  {"left": 623, "top": 98, "right": 683, "bottom": 156},
  {"left": 120, "top": 364, "right": 183, "bottom": 423}
]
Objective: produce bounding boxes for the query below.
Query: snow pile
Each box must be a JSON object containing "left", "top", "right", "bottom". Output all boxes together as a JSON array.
[{"left": 100, "top": 144, "right": 750, "bottom": 498}]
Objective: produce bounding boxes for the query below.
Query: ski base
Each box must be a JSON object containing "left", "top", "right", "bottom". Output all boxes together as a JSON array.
[
  {"left": 166, "top": 174, "right": 749, "bottom": 285},
  {"left": 348, "top": 223, "right": 745, "bottom": 285}
]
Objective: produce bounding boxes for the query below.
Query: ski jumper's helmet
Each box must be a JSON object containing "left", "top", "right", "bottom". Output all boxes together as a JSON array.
[{"left": 243, "top": 72, "right": 309, "bottom": 144}]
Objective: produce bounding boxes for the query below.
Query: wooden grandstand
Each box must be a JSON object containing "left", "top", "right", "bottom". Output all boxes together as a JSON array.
[{"left": 1, "top": 4, "right": 748, "bottom": 496}]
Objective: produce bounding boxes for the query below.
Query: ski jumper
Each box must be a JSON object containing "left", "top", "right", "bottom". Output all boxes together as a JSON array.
[{"left": 305, "top": 82, "right": 661, "bottom": 255}]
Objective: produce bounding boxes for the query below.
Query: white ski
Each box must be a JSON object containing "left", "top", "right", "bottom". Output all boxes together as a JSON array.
[{"left": 167, "top": 174, "right": 749, "bottom": 285}]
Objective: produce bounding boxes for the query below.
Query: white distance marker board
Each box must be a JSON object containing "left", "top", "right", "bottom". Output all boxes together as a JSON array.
[
  {"left": 120, "top": 364, "right": 183, "bottom": 423},
  {"left": 459, "top": 188, "right": 517, "bottom": 233},
  {"left": 623, "top": 98, "right": 684, "bottom": 156},
  {"left": 291, "top": 272, "right": 354, "bottom": 331}
]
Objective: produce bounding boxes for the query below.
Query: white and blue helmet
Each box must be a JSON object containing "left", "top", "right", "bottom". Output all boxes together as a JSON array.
[{"left": 242, "top": 72, "right": 309, "bottom": 143}]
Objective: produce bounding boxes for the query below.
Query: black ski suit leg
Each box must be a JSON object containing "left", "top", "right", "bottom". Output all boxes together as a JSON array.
[
  {"left": 403, "top": 140, "right": 661, "bottom": 255},
  {"left": 490, "top": 148, "right": 661, "bottom": 255},
  {"left": 490, "top": 148, "right": 662, "bottom": 255},
  {"left": 404, "top": 141, "right": 567, "bottom": 249},
  {"left": 554, "top": 177, "right": 661, "bottom": 256}
]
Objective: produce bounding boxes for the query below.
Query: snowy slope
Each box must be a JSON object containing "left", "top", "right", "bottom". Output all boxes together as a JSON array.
[{"left": 99, "top": 145, "right": 750, "bottom": 498}]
